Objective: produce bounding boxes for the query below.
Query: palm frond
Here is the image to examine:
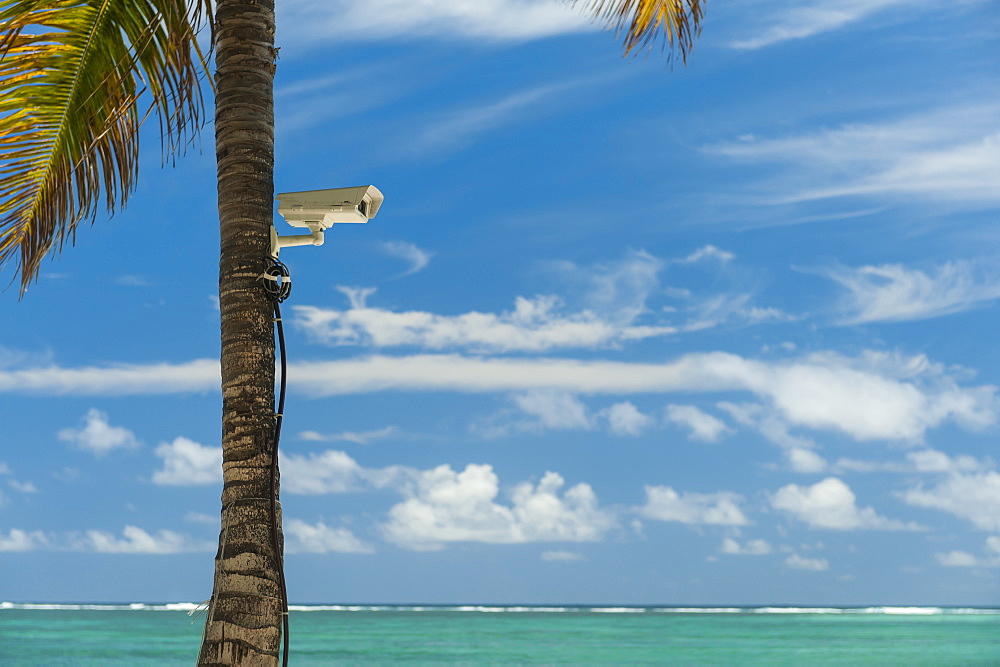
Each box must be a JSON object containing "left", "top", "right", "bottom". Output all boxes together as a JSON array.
[
  {"left": 0, "top": 0, "right": 212, "bottom": 293},
  {"left": 574, "top": 0, "right": 705, "bottom": 60}
]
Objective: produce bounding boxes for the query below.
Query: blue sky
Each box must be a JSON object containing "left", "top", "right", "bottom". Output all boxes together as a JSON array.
[{"left": 2, "top": 0, "right": 1000, "bottom": 606}]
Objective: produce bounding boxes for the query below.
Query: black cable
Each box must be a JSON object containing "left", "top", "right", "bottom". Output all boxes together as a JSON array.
[{"left": 262, "top": 257, "right": 291, "bottom": 666}]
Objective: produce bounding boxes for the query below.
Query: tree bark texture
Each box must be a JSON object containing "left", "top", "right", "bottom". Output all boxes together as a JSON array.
[{"left": 198, "top": 0, "right": 282, "bottom": 664}]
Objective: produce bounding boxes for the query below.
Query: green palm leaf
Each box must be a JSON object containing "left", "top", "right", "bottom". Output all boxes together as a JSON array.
[
  {"left": 575, "top": 0, "right": 704, "bottom": 59},
  {"left": 0, "top": 0, "right": 211, "bottom": 293}
]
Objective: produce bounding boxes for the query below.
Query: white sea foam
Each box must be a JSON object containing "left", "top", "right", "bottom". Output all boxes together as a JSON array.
[
  {"left": 3, "top": 602, "right": 998, "bottom": 615},
  {"left": 861, "top": 607, "right": 942, "bottom": 615}
]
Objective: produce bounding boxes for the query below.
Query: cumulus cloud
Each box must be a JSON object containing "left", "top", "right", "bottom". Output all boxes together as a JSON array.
[
  {"left": 280, "top": 449, "right": 401, "bottom": 495},
  {"left": 512, "top": 390, "right": 592, "bottom": 430},
  {"left": 281, "top": 0, "right": 594, "bottom": 45},
  {"left": 900, "top": 472, "right": 1000, "bottom": 531},
  {"left": 720, "top": 537, "right": 773, "bottom": 555},
  {"left": 70, "top": 526, "right": 212, "bottom": 554},
  {"left": 284, "top": 519, "right": 374, "bottom": 554},
  {"left": 0, "top": 529, "right": 50, "bottom": 552},
  {"left": 665, "top": 404, "right": 731, "bottom": 442},
  {"left": 771, "top": 478, "right": 920, "bottom": 531},
  {"left": 383, "top": 465, "right": 615, "bottom": 550},
  {"left": 57, "top": 409, "right": 139, "bottom": 456},
  {"left": 602, "top": 402, "right": 655, "bottom": 436},
  {"left": 151, "top": 438, "right": 222, "bottom": 486},
  {"left": 639, "top": 486, "right": 749, "bottom": 526},
  {"left": 936, "top": 538, "right": 1000, "bottom": 568},
  {"left": 786, "top": 448, "right": 828, "bottom": 474},
  {"left": 785, "top": 553, "right": 829, "bottom": 571},
  {"left": 822, "top": 261, "right": 1000, "bottom": 324},
  {"left": 381, "top": 241, "right": 433, "bottom": 277}
]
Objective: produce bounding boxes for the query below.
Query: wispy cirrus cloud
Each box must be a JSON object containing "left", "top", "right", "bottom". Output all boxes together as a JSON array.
[
  {"left": 281, "top": 0, "right": 594, "bottom": 45},
  {"left": 380, "top": 241, "right": 433, "bottom": 277},
  {"left": 704, "top": 104, "right": 1000, "bottom": 208},
  {"left": 729, "top": 0, "right": 923, "bottom": 50},
  {"left": 293, "top": 290, "right": 676, "bottom": 353},
  {"left": 819, "top": 260, "right": 1000, "bottom": 324},
  {"left": 299, "top": 426, "right": 397, "bottom": 445}
]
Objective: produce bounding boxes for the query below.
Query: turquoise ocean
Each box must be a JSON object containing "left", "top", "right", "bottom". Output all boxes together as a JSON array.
[{"left": 2, "top": 602, "right": 999, "bottom": 665}]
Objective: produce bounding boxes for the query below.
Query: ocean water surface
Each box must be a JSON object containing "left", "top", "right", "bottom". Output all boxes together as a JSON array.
[{"left": 2, "top": 603, "right": 999, "bottom": 665}]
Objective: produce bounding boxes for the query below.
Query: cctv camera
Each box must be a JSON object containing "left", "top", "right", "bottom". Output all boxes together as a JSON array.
[{"left": 276, "top": 185, "right": 384, "bottom": 230}]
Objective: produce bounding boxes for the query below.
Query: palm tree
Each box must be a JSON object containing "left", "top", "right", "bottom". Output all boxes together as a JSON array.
[{"left": 0, "top": 1, "right": 704, "bottom": 663}]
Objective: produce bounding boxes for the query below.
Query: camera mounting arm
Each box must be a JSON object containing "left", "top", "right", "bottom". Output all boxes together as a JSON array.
[{"left": 269, "top": 224, "right": 326, "bottom": 259}]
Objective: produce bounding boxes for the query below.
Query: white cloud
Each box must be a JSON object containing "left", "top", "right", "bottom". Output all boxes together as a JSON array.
[
  {"left": 299, "top": 426, "right": 397, "bottom": 445},
  {"left": 822, "top": 261, "right": 1000, "bottom": 324},
  {"left": 5, "top": 351, "right": 995, "bottom": 446},
  {"left": 383, "top": 465, "right": 615, "bottom": 550},
  {"left": 936, "top": 550, "right": 980, "bottom": 567},
  {"left": 900, "top": 472, "right": 1000, "bottom": 531},
  {"left": 785, "top": 553, "right": 829, "bottom": 571},
  {"left": 281, "top": 0, "right": 594, "bottom": 44},
  {"left": 151, "top": 438, "right": 222, "bottom": 486},
  {"left": 184, "top": 512, "right": 217, "bottom": 525},
  {"left": 681, "top": 293, "right": 792, "bottom": 333},
  {"left": 408, "top": 80, "right": 590, "bottom": 154},
  {"left": 548, "top": 249, "right": 667, "bottom": 326},
  {"left": 380, "top": 241, "right": 433, "bottom": 277},
  {"left": 720, "top": 537, "right": 773, "bottom": 555},
  {"left": 704, "top": 104, "right": 1000, "bottom": 207},
  {"left": 786, "top": 448, "right": 828, "bottom": 474},
  {"left": 834, "top": 449, "right": 991, "bottom": 475},
  {"left": 70, "top": 526, "right": 211, "bottom": 554},
  {"left": 730, "top": 0, "right": 918, "bottom": 50},
  {"left": 0, "top": 462, "right": 8, "bottom": 475},
  {"left": 293, "top": 290, "right": 675, "bottom": 353},
  {"left": 665, "top": 404, "right": 731, "bottom": 442},
  {"left": 280, "top": 450, "right": 379, "bottom": 495},
  {"left": 283, "top": 519, "right": 374, "bottom": 554},
  {"left": 0, "top": 529, "right": 50, "bottom": 552},
  {"left": 8, "top": 480, "right": 37, "bottom": 493},
  {"left": 602, "top": 402, "right": 655, "bottom": 436},
  {"left": 0, "top": 359, "right": 218, "bottom": 395},
  {"left": 541, "top": 550, "right": 585, "bottom": 562},
  {"left": 676, "top": 245, "right": 735, "bottom": 264},
  {"left": 936, "top": 537, "right": 1000, "bottom": 567},
  {"left": 771, "top": 477, "right": 919, "bottom": 531},
  {"left": 639, "top": 486, "right": 749, "bottom": 526},
  {"left": 512, "top": 390, "right": 592, "bottom": 430},
  {"left": 57, "top": 409, "right": 139, "bottom": 456}
]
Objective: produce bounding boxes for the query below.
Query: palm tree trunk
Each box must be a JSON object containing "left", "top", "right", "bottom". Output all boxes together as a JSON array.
[{"left": 198, "top": 0, "right": 282, "bottom": 664}]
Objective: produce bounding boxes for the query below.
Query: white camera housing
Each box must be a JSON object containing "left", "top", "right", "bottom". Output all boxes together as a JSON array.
[
  {"left": 271, "top": 185, "right": 383, "bottom": 257},
  {"left": 277, "top": 185, "right": 383, "bottom": 229}
]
